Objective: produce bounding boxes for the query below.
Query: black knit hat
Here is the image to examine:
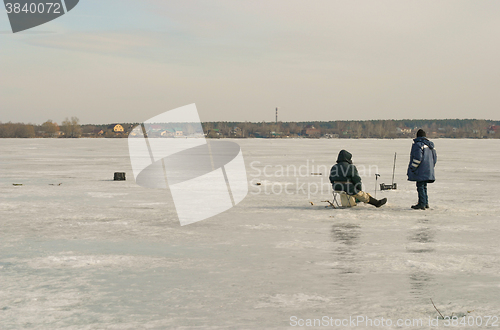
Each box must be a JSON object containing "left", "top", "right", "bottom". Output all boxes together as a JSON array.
[{"left": 416, "top": 129, "right": 426, "bottom": 137}]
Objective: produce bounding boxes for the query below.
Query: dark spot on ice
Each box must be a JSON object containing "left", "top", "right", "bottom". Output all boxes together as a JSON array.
[
  {"left": 331, "top": 223, "right": 360, "bottom": 246},
  {"left": 408, "top": 227, "right": 435, "bottom": 243},
  {"left": 409, "top": 272, "right": 432, "bottom": 292},
  {"left": 407, "top": 248, "right": 435, "bottom": 253}
]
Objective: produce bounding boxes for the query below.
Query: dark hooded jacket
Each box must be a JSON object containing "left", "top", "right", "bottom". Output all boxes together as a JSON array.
[
  {"left": 329, "top": 150, "right": 362, "bottom": 195},
  {"left": 407, "top": 137, "right": 437, "bottom": 182}
]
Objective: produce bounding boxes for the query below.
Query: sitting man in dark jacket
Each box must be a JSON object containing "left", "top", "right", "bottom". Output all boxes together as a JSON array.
[
  {"left": 407, "top": 129, "right": 437, "bottom": 210},
  {"left": 329, "top": 150, "right": 387, "bottom": 208}
]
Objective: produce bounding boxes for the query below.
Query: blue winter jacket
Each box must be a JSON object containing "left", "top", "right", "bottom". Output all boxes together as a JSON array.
[{"left": 407, "top": 137, "right": 437, "bottom": 182}]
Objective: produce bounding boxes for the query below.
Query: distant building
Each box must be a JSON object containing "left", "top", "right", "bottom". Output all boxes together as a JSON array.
[
  {"left": 396, "top": 127, "right": 411, "bottom": 134},
  {"left": 252, "top": 131, "right": 264, "bottom": 138},
  {"left": 488, "top": 125, "right": 499, "bottom": 134},
  {"left": 206, "top": 129, "right": 220, "bottom": 137},
  {"left": 302, "top": 125, "right": 321, "bottom": 137},
  {"left": 323, "top": 133, "right": 339, "bottom": 139},
  {"left": 108, "top": 124, "right": 124, "bottom": 132},
  {"left": 161, "top": 128, "right": 176, "bottom": 137},
  {"left": 155, "top": 127, "right": 183, "bottom": 137},
  {"left": 231, "top": 127, "right": 242, "bottom": 135}
]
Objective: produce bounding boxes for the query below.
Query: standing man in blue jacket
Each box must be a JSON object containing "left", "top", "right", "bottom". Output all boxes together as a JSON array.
[{"left": 407, "top": 129, "right": 437, "bottom": 210}]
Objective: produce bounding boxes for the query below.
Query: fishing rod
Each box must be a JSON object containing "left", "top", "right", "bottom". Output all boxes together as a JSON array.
[
  {"left": 381, "top": 152, "right": 397, "bottom": 190},
  {"left": 391, "top": 152, "right": 397, "bottom": 187}
]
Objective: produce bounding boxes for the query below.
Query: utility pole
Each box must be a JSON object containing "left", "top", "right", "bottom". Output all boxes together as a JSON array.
[{"left": 275, "top": 107, "right": 278, "bottom": 124}]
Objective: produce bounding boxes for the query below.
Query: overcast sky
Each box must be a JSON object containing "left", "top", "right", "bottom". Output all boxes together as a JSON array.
[{"left": 1, "top": 1, "right": 500, "bottom": 124}]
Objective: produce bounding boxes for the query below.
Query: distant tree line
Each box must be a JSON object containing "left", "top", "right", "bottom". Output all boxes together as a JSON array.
[
  {"left": 0, "top": 122, "right": 36, "bottom": 138},
  {"left": 1, "top": 118, "right": 499, "bottom": 139},
  {"left": 0, "top": 117, "right": 82, "bottom": 138},
  {"left": 201, "top": 119, "right": 500, "bottom": 139}
]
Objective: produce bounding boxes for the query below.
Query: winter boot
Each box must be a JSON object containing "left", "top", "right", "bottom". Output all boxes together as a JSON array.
[{"left": 368, "top": 196, "right": 387, "bottom": 208}]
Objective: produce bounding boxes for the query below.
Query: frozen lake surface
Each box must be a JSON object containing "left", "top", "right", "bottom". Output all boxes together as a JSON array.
[{"left": 1, "top": 138, "right": 500, "bottom": 329}]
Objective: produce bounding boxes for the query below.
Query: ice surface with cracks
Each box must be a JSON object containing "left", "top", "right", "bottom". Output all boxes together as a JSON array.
[{"left": 0, "top": 138, "right": 499, "bottom": 329}]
